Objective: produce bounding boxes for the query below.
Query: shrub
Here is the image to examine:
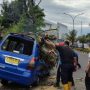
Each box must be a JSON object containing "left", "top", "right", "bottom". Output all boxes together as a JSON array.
[{"left": 75, "top": 48, "right": 90, "bottom": 53}]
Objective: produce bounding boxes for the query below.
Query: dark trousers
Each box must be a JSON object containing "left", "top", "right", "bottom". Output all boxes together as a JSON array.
[
  {"left": 56, "top": 64, "right": 61, "bottom": 84},
  {"left": 77, "top": 63, "right": 81, "bottom": 68},
  {"left": 56, "top": 64, "right": 74, "bottom": 85},
  {"left": 71, "top": 76, "right": 75, "bottom": 86},
  {"left": 61, "top": 64, "right": 73, "bottom": 84},
  {"left": 85, "top": 73, "right": 90, "bottom": 90}
]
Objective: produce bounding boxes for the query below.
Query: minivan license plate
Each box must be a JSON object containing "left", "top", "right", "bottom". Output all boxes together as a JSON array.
[{"left": 5, "top": 57, "right": 19, "bottom": 65}]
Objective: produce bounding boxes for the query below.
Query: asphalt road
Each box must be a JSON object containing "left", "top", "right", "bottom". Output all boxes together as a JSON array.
[
  {"left": 0, "top": 51, "right": 88, "bottom": 90},
  {"left": 73, "top": 51, "right": 88, "bottom": 90},
  {"left": 74, "top": 51, "right": 88, "bottom": 76}
]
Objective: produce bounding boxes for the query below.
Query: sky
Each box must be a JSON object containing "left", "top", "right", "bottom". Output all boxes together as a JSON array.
[
  {"left": 36, "top": 0, "right": 90, "bottom": 35},
  {"left": 0, "top": 0, "right": 90, "bottom": 35}
]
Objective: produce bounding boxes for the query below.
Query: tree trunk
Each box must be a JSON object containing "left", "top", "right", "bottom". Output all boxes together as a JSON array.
[{"left": 82, "top": 43, "right": 84, "bottom": 48}]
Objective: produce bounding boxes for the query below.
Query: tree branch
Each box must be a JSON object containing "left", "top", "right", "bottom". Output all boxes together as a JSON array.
[{"left": 37, "top": 0, "right": 42, "bottom": 6}]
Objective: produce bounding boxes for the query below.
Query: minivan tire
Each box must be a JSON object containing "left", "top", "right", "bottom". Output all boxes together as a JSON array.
[{"left": 1, "top": 79, "right": 8, "bottom": 85}]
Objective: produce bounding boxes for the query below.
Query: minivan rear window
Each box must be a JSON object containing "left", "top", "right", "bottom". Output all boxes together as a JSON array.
[{"left": 1, "top": 36, "right": 34, "bottom": 56}]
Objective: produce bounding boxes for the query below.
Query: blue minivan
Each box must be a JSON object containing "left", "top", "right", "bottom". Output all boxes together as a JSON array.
[{"left": 0, "top": 33, "right": 41, "bottom": 86}]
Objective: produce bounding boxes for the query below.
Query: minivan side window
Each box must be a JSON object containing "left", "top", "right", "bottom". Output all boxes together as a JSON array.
[{"left": 1, "top": 36, "right": 34, "bottom": 55}]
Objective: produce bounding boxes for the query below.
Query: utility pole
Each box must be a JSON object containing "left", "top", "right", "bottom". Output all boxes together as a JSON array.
[
  {"left": 81, "top": 21, "right": 82, "bottom": 36},
  {"left": 64, "top": 13, "right": 84, "bottom": 30}
]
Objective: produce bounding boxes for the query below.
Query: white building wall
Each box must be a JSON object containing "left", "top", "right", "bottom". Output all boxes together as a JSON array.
[
  {"left": 42, "top": 20, "right": 69, "bottom": 39},
  {"left": 57, "top": 23, "right": 69, "bottom": 39},
  {"left": 45, "top": 29, "right": 57, "bottom": 36}
]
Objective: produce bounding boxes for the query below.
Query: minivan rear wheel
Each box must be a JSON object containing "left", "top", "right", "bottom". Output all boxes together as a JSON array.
[
  {"left": 31, "top": 77, "right": 40, "bottom": 87},
  {"left": 1, "top": 79, "right": 8, "bottom": 85}
]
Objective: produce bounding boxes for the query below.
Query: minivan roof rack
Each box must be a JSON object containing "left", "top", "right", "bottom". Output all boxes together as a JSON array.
[{"left": 10, "top": 33, "right": 35, "bottom": 40}]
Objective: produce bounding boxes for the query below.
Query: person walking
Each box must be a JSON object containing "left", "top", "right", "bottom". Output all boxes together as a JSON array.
[
  {"left": 74, "top": 51, "right": 81, "bottom": 69},
  {"left": 85, "top": 52, "right": 90, "bottom": 90},
  {"left": 71, "top": 51, "right": 81, "bottom": 90},
  {"left": 55, "top": 41, "right": 77, "bottom": 90}
]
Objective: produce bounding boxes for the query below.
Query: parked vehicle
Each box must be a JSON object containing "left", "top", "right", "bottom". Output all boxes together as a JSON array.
[
  {"left": 0, "top": 33, "right": 43, "bottom": 86},
  {"left": 56, "top": 39, "right": 64, "bottom": 46}
]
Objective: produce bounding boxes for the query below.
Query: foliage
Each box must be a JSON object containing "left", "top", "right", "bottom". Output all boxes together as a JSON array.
[
  {"left": 0, "top": 0, "right": 10, "bottom": 28},
  {"left": 4, "top": 15, "right": 26, "bottom": 35},
  {"left": 26, "top": 1, "right": 45, "bottom": 33},
  {"left": 77, "top": 33, "right": 90, "bottom": 43},
  {"left": 78, "top": 35, "right": 86, "bottom": 43},
  {"left": 86, "top": 33, "right": 90, "bottom": 42},
  {"left": 75, "top": 48, "right": 90, "bottom": 53},
  {"left": 85, "top": 33, "right": 90, "bottom": 47},
  {"left": 0, "top": 0, "right": 45, "bottom": 35},
  {"left": 77, "top": 35, "right": 86, "bottom": 48},
  {"left": 66, "top": 30, "right": 77, "bottom": 45}
]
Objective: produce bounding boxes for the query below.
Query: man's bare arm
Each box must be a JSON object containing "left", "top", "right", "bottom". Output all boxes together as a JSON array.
[{"left": 85, "top": 61, "right": 90, "bottom": 73}]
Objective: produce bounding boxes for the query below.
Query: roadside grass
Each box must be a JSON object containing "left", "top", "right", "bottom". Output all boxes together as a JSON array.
[{"left": 75, "top": 48, "right": 90, "bottom": 53}]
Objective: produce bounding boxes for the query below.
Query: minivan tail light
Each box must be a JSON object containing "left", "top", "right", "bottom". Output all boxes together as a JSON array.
[{"left": 27, "top": 57, "right": 36, "bottom": 70}]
